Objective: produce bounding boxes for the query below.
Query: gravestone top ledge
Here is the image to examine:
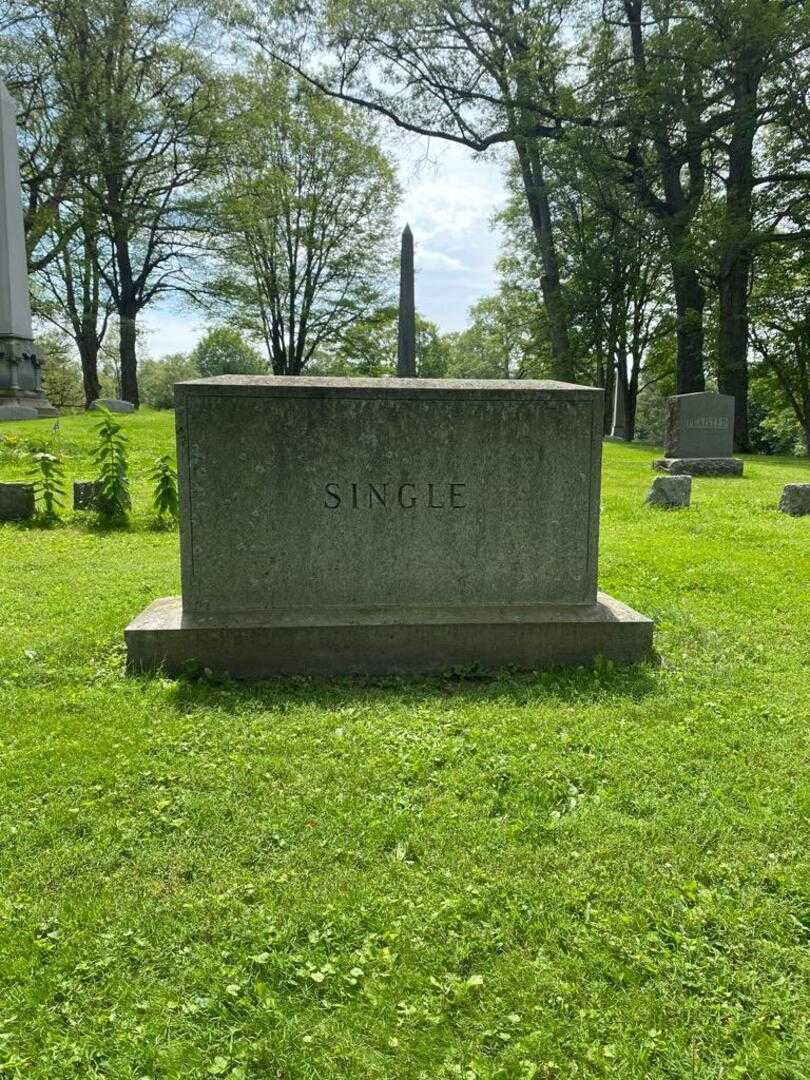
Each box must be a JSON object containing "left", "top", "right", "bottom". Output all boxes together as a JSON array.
[{"left": 174, "top": 375, "right": 601, "bottom": 401}]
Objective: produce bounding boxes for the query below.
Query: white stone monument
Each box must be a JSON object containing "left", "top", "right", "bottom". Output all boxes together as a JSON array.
[{"left": 0, "top": 79, "right": 57, "bottom": 419}]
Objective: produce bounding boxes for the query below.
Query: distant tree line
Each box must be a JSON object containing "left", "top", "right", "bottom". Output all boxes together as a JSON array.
[{"left": 1, "top": 0, "right": 808, "bottom": 454}]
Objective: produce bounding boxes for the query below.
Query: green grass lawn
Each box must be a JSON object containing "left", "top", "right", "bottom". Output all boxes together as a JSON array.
[{"left": 1, "top": 410, "right": 809, "bottom": 1079}]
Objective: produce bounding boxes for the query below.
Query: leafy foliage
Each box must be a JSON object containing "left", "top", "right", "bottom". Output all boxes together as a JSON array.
[
  {"left": 138, "top": 353, "right": 201, "bottom": 410},
  {"left": 190, "top": 328, "right": 266, "bottom": 378},
  {"left": 150, "top": 454, "right": 179, "bottom": 524},
  {"left": 28, "top": 450, "right": 65, "bottom": 519},
  {"left": 200, "top": 66, "right": 400, "bottom": 375},
  {"left": 92, "top": 407, "right": 131, "bottom": 523}
]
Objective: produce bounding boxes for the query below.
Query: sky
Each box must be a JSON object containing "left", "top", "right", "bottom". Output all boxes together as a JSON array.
[{"left": 140, "top": 136, "right": 512, "bottom": 359}]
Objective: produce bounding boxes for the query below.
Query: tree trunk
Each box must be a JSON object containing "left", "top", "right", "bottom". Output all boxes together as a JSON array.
[
  {"left": 718, "top": 257, "right": 752, "bottom": 449},
  {"left": 671, "top": 257, "right": 706, "bottom": 394},
  {"left": 119, "top": 312, "right": 139, "bottom": 407},
  {"left": 716, "top": 47, "right": 761, "bottom": 452},
  {"left": 515, "top": 141, "right": 574, "bottom": 382},
  {"left": 78, "top": 336, "right": 101, "bottom": 407}
]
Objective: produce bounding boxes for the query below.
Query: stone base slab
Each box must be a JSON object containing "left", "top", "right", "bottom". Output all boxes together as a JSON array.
[
  {"left": 0, "top": 392, "right": 58, "bottom": 418},
  {"left": 125, "top": 593, "right": 654, "bottom": 678},
  {"left": 653, "top": 457, "right": 743, "bottom": 477}
]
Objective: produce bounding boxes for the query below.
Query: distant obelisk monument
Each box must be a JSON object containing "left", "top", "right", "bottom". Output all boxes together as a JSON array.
[
  {"left": 610, "top": 363, "right": 628, "bottom": 440},
  {"left": 0, "top": 78, "right": 56, "bottom": 418},
  {"left": 396, "top": 224, "right": 416, "bottom": 377}
]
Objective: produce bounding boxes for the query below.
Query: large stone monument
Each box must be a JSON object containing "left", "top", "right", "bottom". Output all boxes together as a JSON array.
[
  {"left": 126, "top": 376, "right": 653, "bottom": 677},
  {"left": 396, "top": 225, "right": 416, "bottom": 377},
  {"left": 0, "top": 80, "right": 56, "bottom": 419},
  {"left": 608, "top": 366, "right": 629, "bottom": 440},
  {"left": 653, "top": 392, "right": 742, "bottom": 476}
]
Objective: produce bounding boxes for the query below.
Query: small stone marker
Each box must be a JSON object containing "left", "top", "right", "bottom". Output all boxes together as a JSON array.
[
  {"left": 73, "top": 480, "right": 101, "bottom": 510},
  {"left": 0, "top": 481, "right": 34, "bottom": 521},
  {"left": 89, "top": 398, "right": 135, "bottom": 414},
  {"left": 0, "top": 404, "right": 38, "bottom": 421},
  {"left": 778, "top": 483, "right": 810, "bottom": 517},
  {"left": 653, "top": 392, "right": 742, "bottom": 476},
  {"left": 646, "top": 474, "right": 691, "bottom": 509},
  {"left": 126, "top": 375, "right": 654, "bottom": 678}
]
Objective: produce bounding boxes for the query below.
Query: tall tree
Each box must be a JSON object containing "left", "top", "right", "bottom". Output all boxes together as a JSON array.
[
  {"left": 5, "top": 0, "right": 222, "bottom": 407},
  {"left": 244, "top": 0, "right": 585, "bottom": 381},
  {"left": 200, "top": 69, "right": 399, "bottom": 375},
  {"left": 710, "top": 0, "right": 808, "bottom": 450},
  {"left": 83, "top": 0, "right": 220, "bottom": 406}
]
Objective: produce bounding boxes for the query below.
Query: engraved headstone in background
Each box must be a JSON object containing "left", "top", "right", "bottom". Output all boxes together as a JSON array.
[
  {"left": 664, "top": 392, "right": 734, "bottom": 458},
  {"left": 654, "top": 392, "right": 742, "bottom": 476}
]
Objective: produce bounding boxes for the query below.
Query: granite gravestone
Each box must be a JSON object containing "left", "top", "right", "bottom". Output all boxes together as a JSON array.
[
  {"left": 653, "top": 392, "right": 742, "bottom": 476},
  {"left": 89, "top": 398, "right": 136, "bottom": 414},
  {"left": 126, "top": 376, "right": 653, "bottom": 677},
  {"left": 0, "top": 80, "right": 57, "bottom": 419},
  {"left": 0, "top": 481, "right": 34, "bottom": 521},
  {"left": 778, "top": 483, "right": 810, "bottom": 516}
]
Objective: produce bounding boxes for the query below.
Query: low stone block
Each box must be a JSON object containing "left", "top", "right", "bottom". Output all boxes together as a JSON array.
[
  {"left": 0, "top": 404, "right": 38, "bottom": 421},
  {"left": 126, "top": 594, "right": 654, "bottom": 678},
  {"left": 778, "top": 483, "right": 810, "bottom": 517},
  {"left": 646, "top": 474, "right": 691, "bottom": 509},
  {"left": 73, "top": 480, "right": 101, "bottom": 511},
  {"left": 653, "top": 457, "right": 743, "bottom": 477},
  {"left": 0, "top": 482, "right": 35, "bottom": 521},
  {"left": 90, "top": 398, "right": 135, "bottom": 414},
  {"left": 126, "top": 375, "right": 655, "bottom": 676}
]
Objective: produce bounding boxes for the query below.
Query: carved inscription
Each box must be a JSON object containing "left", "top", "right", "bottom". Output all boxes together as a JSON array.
[
  {"left": 324, "top": 481, "right": 467, "bottom": 509},
  {"left": 685, "top": 416, "right": 729, "bottom": 430}
]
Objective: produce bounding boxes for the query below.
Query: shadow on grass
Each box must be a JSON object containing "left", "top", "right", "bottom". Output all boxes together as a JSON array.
[{"left": 157, "top": 658, "right": 659, "bottom": 716}]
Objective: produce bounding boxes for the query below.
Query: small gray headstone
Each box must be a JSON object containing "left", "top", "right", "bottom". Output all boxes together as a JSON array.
[
  {"left": 664, "top": 392, "right": 734, "bottom": 458},
  {"left": 90, "top": 398, "right": 135, "bottom": 414},
  {"left": 646, "top": 474, "right": 691, "bottom": 509},
  {"left": 0, "top": 481, "right": 35, "bottom": 520},
  {"left": 74, "top": 480, "right": 101, "bottom": 511},
  {"left": 0, "top": 404, "right": 38, "bottom": 421},
  {"left": 778, "top": 483, "right": 810, "bottom": 517}
]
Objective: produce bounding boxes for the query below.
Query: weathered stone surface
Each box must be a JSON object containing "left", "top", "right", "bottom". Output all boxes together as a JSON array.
[
  {"left": 0, "top": 403, "right": 38, "bottom": 421},
  {"left": 126, "top": 593, "right": 654, "bottom": 678},
  {"left": 610, "top": 366, "right": 629, "bottom": 440},
  {"left": 176, "top": 377, "right": 605, "bottom": 616},
  {"left": 0, "top": 481, "right": 34, "bottom": 520},
  {"left": 664, "top": 392, "right": 734, "bottom": 458},
  {"left": 397, "top": 225, "right": 416, "bottom": 377},
  {"left": 646, "top": 474, "right": 691, "bottom": 509},
  {"left": 73, "top": 480, "right": 101, "bottom": 510},
  {"left": 90, "top": 398, "right": 135, "bottom": 414},
  {"left": 0, "top": 81, "right": 58, "bottom": 418},
  {"left": 126, "top": 375, "right": 654, "bottom": 675},
  {"left": 778, "top": 483, "right": 810, "bottom": 516},
  {"left": 653, "top": 456, "right": 744, "bottom": 477}
]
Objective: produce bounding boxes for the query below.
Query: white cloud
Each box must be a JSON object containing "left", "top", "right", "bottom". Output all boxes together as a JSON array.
[{"left": 139, "top": 306, "right": 205, "bottom": 359}]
